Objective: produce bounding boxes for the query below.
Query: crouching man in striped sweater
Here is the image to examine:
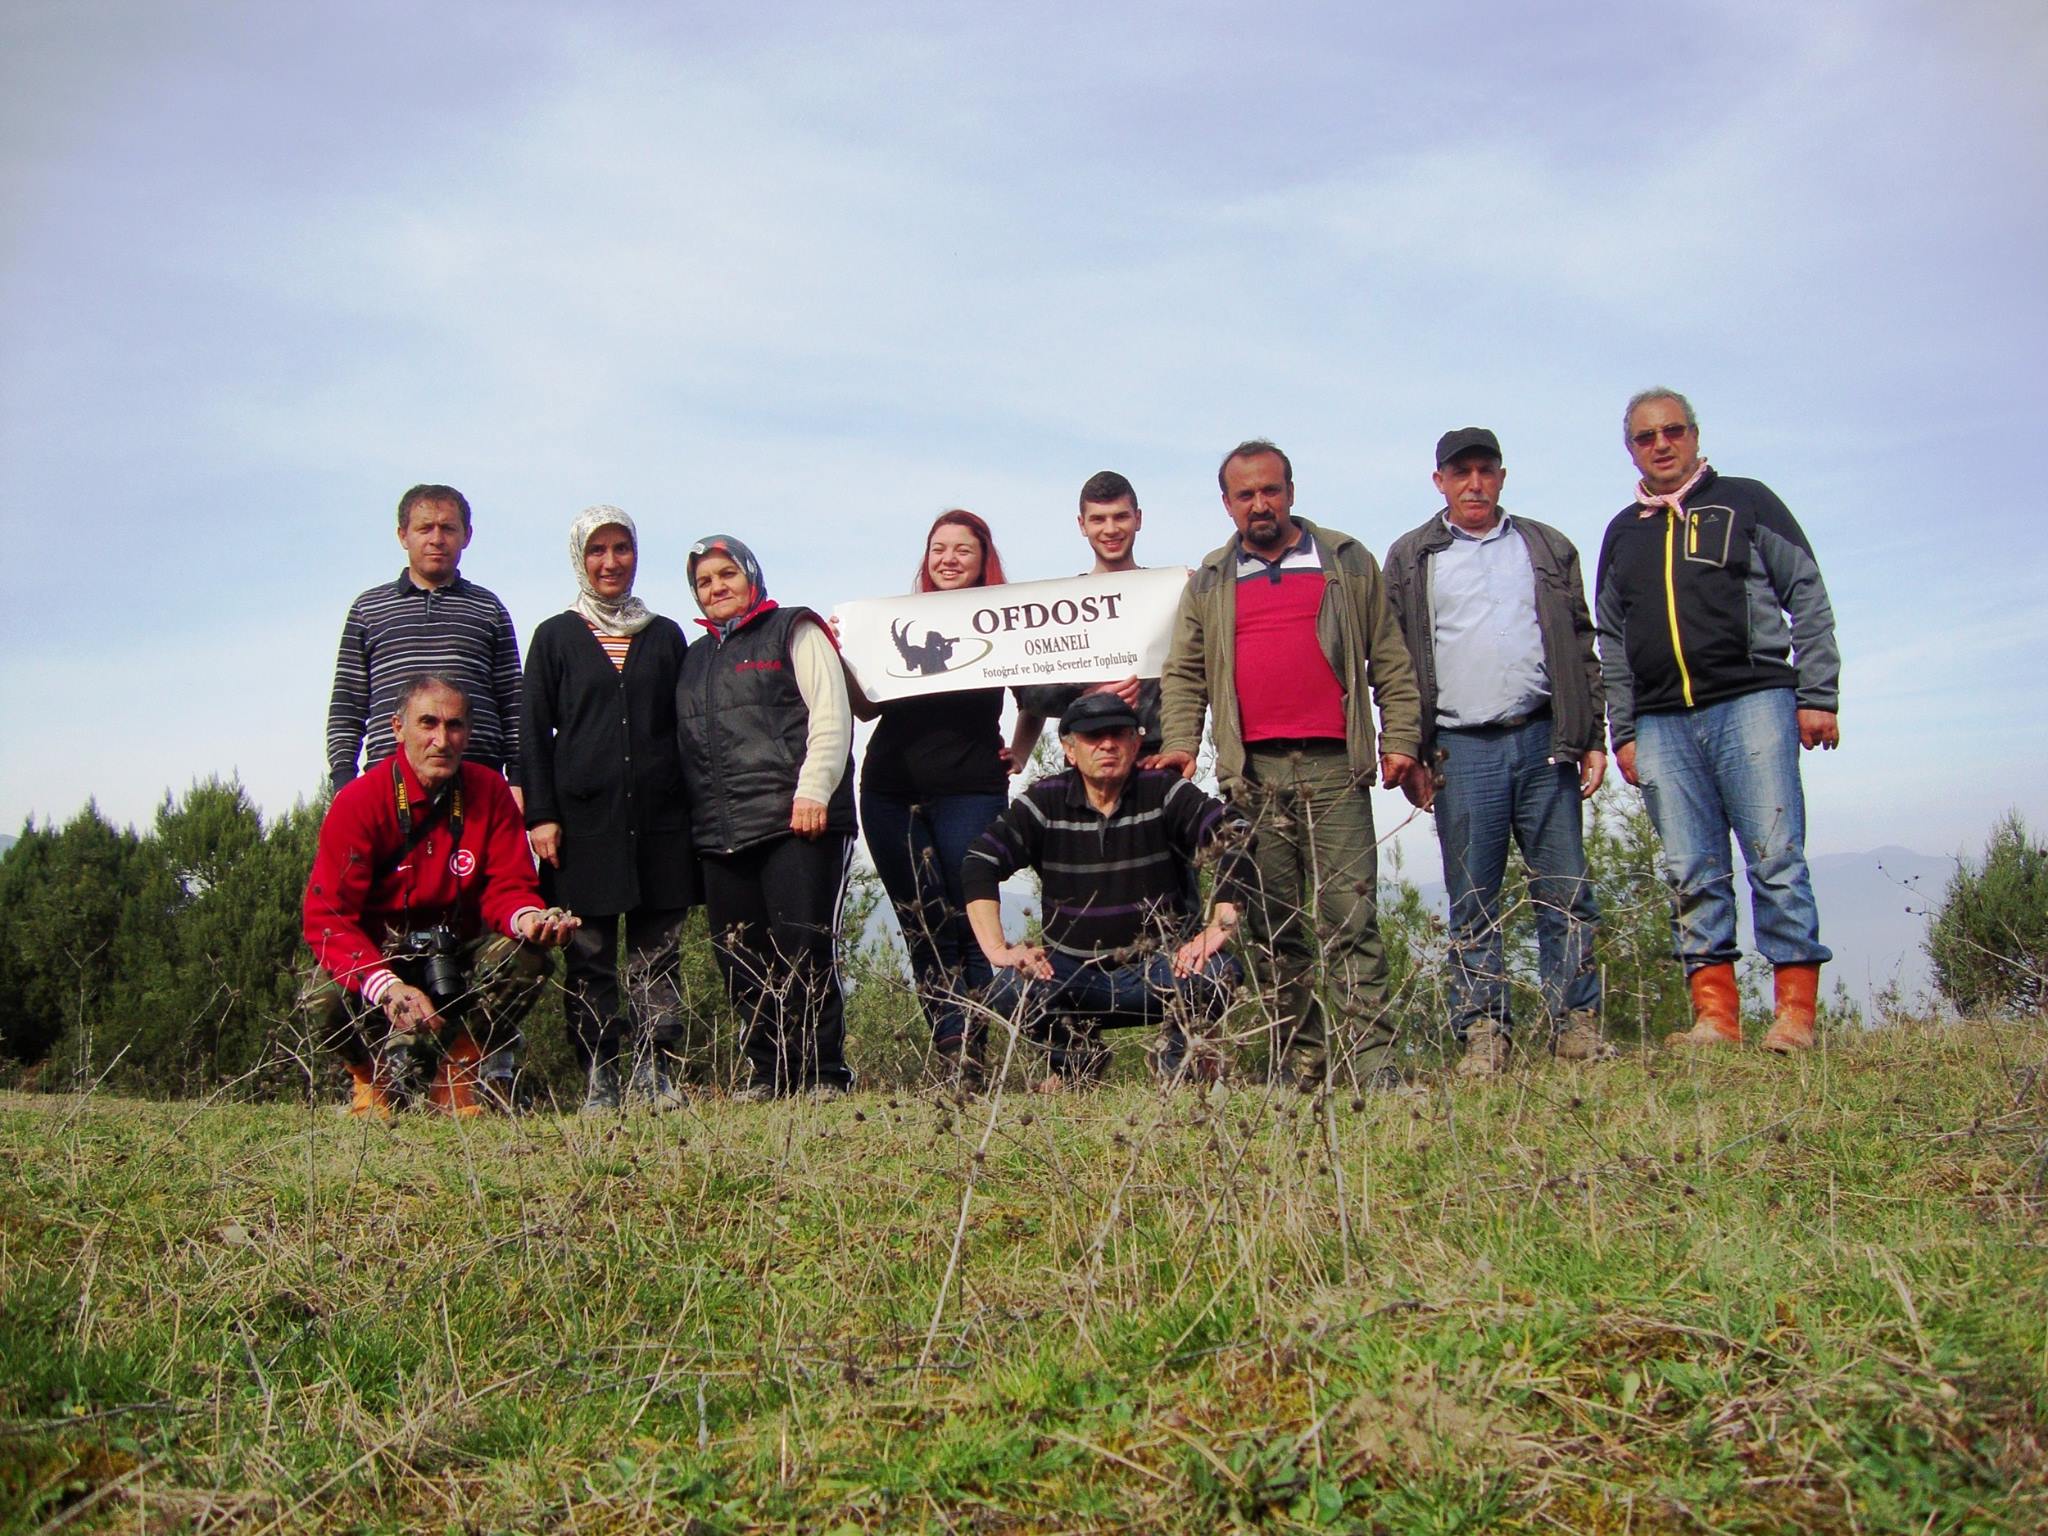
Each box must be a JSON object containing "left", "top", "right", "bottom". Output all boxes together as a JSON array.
[
  {"left": 300, "top": 675, "right": 579, "bottom": 1115},
  {"left": 964, "top": 692, "right": 1253, "bottom": 1091}
]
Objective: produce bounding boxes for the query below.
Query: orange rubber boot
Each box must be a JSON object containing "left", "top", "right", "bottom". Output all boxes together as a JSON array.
[
  {"left": 427, "top": 1033, "right": 485, "bottom": 1116},
  {"left": 347, "top": 1062, "right": 393, "bottom": 1119},
  {"left": 1762, "top": 964, "right": 1820, "bottom": 1053},
  {"left": 1666, "top": 962, "right": 1742, "bottom": 1047}
]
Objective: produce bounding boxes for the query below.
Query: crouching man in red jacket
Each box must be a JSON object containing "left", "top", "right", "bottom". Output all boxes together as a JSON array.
[{"left": 301, "top": 674, "right": 579, "bottom": 1115}]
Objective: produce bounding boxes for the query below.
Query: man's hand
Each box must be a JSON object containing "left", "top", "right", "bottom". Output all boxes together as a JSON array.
[
  {"left": 790, "top": 797, "right": 828, "bottom": 838},
  {"left": 1798, "top": 709, "right": 1840, "bottom": 751},
  {"left": 1089, "top": 675, "right": 1142, "bottom": 707},
  {"left": 1615, "top": 741, "right": 1638, "bottom": 786},
  {"left": 516, "top": 907, "right": 581, "bottom": 947},
  {"left": 1400, "top": 759, "right": 1436, "bottom": 811},
  {"left": 1147, "top": 749, "right": 1198, "bottom": 779},
  {"left": 1579, "top": 750, "right": 1607, "bottom": 800},
  {"left": 997, "top": 745, "right": 1024, "bottom": 776},
  {"left": 529, "top": 821, "right": 563, "bottom": 867},
  {"left": 1380, "top": 752, "right": 1418, "bottom": 790},
  {"left": 381, "top": 982, "right": 442, "bottom": 1035},
  {"left": 1173, "top": 906, "right": 1238, "bottom": 977},
  {"left": 988, "top": 941, "right": 1053, "bottom": 981}
]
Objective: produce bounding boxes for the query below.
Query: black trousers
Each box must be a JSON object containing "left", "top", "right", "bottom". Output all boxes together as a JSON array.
[
  {"left": 561, "top": 906, "right": 695, "bottom": 1071},
  {"left": 701, "top": 833, "right": 854, "bottom": 1092}
]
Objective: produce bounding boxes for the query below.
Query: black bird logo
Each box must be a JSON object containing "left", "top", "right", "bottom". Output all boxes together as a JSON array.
[{"left": 891, "top": 619, "right": 959, "bottom": 675}]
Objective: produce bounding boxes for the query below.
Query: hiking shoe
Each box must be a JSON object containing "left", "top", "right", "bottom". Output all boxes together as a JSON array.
[
  {"left": 1282, "top": 1046, "right": 1328, "bottom": 1094},
  {"left": 1360, "top": 1065, "right": 1425, "bottom": 1099},
  {"left": 580, "top": 1061, "right": 622, "bottom": 1116},
  {"left": 1552, "top": 1011, "right": 1617, "bottom": 1063},
  {"left": 477, "top": 1051, "right": 520, "bottom": 1114},
  {"left": 731, "top": 1080, "right": 778, "bottom": 1104},
  {"left": 627, "top": 1051, "right": 687, "bottom": 1111},
  {"left": 1455, "top": 1021, "right": 1511, "bottom": 1079}
]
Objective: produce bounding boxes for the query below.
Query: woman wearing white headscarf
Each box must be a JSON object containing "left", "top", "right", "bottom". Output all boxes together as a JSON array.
[{"left": 521, "top": 506, "right": 701, "bottom": 1112}]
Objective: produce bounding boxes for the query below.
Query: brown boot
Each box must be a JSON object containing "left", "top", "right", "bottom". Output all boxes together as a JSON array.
[
  {"left": 1762, "top": 964, "right": 1821, "bottom": 1053},
  {"left": 1552, "top": 1010, "right": 1617, "bottom": 1063},
  {"left": 1454, "top": 1020, "right": 1511, "bottom": 1079},
  {"left": 346, "top": 1062, "right": 393, "bottom": 1119},
  {"left": 1666, "top": 963, "right": 1742, "bottom": 1047}
]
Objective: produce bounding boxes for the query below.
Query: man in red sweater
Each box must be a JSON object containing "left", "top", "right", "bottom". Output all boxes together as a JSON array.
[{"left": 301, "top": 674, "right": 579, "bottom": 1114}]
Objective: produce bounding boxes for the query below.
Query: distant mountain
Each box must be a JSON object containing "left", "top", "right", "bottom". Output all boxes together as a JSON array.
[
  {"left": 1806, "top": 846, "right": 1954, "bottom": 1011},
  {"left": 0, "top": 832, "right": 14, "bottom": 858}
]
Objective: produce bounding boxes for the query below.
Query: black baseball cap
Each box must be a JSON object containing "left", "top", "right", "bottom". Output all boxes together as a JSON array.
[
  {"left": 1435, "top": 426, "right": 1502, "bottom": 466},
  {"left": 1059, "top": 692, "right": 1141, "bottom": 736}
]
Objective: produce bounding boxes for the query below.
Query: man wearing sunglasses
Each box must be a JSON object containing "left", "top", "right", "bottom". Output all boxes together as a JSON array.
[{"left": 1594, "top": 389, "right": 1840, "bottom": 1055}]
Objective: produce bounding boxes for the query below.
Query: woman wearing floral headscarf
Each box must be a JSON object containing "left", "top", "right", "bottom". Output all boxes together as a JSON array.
[
  {"left": 675, "top": 535, "right": 857, "bottom": 1100},
  {"left": 521, "top": 506, "right": 700, "bottom": 1112}
]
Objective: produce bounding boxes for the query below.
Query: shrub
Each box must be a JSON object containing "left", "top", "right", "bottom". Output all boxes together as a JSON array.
[{"left": 1926, "top": 811, "right": 2047, "bottom": 1017}]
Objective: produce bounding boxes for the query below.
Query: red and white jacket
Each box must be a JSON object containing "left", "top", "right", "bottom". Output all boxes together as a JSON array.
[{"left": 302, "top": 755, "right": 543, "bottom": 1004}]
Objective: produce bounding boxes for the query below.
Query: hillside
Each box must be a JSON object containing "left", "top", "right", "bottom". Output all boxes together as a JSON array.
[{"left": 5, "top": 1019, "right": 2044, "bottom": 1533}]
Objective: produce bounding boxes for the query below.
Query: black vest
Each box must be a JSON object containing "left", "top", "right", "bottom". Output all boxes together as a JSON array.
[{"left": 676, "top": 605, "right": 857, "bottom": 855}]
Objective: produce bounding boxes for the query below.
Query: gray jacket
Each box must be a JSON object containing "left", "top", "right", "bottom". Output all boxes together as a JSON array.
[{"left": 1382, "top": 511, "right": 1605, "bottom": 763}]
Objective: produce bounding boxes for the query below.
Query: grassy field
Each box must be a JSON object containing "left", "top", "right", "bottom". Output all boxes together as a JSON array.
[{"left": 4, "top": 1019, "right": 2045, "bottom": 1533}]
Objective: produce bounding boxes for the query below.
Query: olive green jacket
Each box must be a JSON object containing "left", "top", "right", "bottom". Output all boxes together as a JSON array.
[{"left": 1159, "top": 517, "right": 1423, "bottom": 795}]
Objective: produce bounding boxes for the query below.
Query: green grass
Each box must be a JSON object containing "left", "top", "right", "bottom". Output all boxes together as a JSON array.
[{"left": 3, "top": 1019, "right": 2045, "bottom": 1533}]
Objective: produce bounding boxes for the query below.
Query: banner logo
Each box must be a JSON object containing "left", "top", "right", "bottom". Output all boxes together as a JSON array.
[{"left": 889, "top": 620, "right": 994, "bottom": 678}]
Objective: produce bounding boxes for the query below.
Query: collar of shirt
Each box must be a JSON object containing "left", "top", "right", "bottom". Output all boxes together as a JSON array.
[
  {"left": 1442, "top": 510, "right": 1513, "bottom": 545},
  {"left": 1058, "top": 767, "right": 1138, "bottom": 818},
  {"left": 392, "top": 570, "right": 470, "bottom": 596},
  {"left": 1234, "top": 527, "right": 1319, "bottom": 580}
]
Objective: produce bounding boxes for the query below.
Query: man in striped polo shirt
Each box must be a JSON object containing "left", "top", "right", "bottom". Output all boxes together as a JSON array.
[
  {"left": 326, "top": 484, "right": 525, "bottom": 804},
  {"left": 964, "top": 692, "right": 1251, "bottom": 1089},
  {"left": 1157, "top": 440, "right": 1422, "bottom": 1092}
]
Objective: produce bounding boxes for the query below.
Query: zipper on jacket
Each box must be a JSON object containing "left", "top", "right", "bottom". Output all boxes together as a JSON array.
[{"left": 1662, "top": 510, "right": 1696, "bottom": 708}]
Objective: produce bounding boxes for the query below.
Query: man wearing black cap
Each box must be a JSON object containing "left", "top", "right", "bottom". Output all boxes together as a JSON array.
[
  {"left": 1383, "top": 428, "right": 1612, "bottom": 1078},
  {"left": 963, "top": 692, "right": 1252, "bottom": 1087}
]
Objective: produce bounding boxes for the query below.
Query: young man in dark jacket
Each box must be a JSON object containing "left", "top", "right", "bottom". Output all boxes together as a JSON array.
[
  {"left": 1383, "top": 428, "right": 1612, "bottom": 1078},
  {"left": 1595, "top": 389, "right": 1841, "bottom": 1053}
]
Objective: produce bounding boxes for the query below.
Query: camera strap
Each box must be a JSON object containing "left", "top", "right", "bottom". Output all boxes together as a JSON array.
[{"left": 387, "top": 759, "right": 464, "bottom": 873}]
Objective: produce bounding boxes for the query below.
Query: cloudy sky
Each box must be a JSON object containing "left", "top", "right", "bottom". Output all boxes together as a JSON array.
[{"left": 3, "top": 0, "right": 2043, "bottom": 881}]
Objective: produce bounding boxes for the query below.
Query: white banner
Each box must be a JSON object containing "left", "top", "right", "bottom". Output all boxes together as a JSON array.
[{"left": 833, "top": 567, "right": 1188, "bottom": 703}]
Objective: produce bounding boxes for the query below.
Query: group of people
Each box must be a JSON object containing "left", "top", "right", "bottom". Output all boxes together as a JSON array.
[{"left": 299, "top": 385, "right": 1842, "bottom": 1115}]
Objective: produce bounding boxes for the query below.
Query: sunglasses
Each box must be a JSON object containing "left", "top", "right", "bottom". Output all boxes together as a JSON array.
[{"left": 1630, "top": 423, "right": 1693, "bottom": 447}]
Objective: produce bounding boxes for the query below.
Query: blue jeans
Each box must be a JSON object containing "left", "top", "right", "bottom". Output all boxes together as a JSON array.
[
  {"left": 983, "top": 948, "right": 1241, "bottom": 1077},
  {"left": 1633, "top": 688, "right": 1831, "bottom": 971},
  {"left": 1435, "top": 715, "right": 1600, "bottom": 1038},
  {"left": 860, "top": 788, "right": 1008, "bottom": 1046}
]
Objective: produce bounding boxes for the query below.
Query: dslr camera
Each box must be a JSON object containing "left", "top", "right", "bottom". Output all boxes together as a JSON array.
[{"left": 394, "top": 925, "right": 467, "bottom": 1013}]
